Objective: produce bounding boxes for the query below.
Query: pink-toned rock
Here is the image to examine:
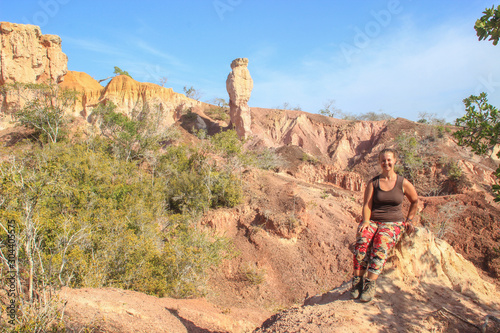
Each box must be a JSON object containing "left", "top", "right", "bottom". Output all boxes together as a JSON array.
[
  {"left": 226, "top": 58, "right": 253, "bottom": 139},
  {"left": 250, "top": 108, "right": 387, "bottom": 169},
  {"left": 0, "top": 22, "right": 67, "bottom": 85},
  {"left": 296, "top": 164, "right": 366, "bottom": 191}
]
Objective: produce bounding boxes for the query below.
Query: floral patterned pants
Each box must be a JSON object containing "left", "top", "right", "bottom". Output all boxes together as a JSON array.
[{"left": 353, "top": 221, "right": 404, "bottom": 275}]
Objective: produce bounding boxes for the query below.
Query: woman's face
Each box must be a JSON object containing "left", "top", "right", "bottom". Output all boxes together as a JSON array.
[{"left": 379, "top": 152, "right": 396, "bottom": 172}]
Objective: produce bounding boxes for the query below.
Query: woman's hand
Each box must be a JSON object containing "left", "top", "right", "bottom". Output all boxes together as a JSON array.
[
  {"left": 405, "top": 221, "right": 415, "bottom": 235},
  {"left": 357, "top": 220, "right": 371, "bottom": 236}
]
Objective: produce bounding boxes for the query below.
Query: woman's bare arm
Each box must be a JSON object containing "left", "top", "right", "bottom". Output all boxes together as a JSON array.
[
  {"left": 403, "top": 178, "right": 419, "bottom": 234},
  {"left": 359, "top": 181, "right": 374, "bottom": 233}
]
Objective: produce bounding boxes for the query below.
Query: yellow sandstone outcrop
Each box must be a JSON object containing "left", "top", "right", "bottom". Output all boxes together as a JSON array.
[
  {"left": 0, "top": 22, "right": 67, "bottom": 85},
  {"left": 0, "top": 22, "right": 69, "bottom": 128},
  {"left": 99, "top": 74, "right": 203, "bottom": 128},
  {"left": 59, "top": 71, "right": 103, "bottom": 117},
  {"left": 392, "top": 227, "right": 497, "bottom": 304}
]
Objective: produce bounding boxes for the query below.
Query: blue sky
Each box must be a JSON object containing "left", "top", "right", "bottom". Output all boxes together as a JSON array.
[{"left": 1, "top": 0, "right": 500, "bottom": 122}]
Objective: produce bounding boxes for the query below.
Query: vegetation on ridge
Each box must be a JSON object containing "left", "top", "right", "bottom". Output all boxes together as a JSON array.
[{"left": 0, "top": 85, "right": 252, "bottom": 330}]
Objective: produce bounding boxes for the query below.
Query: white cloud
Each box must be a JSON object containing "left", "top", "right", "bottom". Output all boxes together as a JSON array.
[
  {"left": 129, "top": 39, "right": 190, "bottom": 71},
  {"left": 63, "top": 36, "right": 123, "bottom": 57}
]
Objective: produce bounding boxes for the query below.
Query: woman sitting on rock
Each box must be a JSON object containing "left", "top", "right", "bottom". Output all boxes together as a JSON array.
[{"left": 351, "top": 148, "right": 419, "bottom": 302}]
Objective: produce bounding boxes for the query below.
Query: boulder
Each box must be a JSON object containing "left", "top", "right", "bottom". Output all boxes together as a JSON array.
[{"left": 226, "top": 58, "right": 253, "bottom": 139}]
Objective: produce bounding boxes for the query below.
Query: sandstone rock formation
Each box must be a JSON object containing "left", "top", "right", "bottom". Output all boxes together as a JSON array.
[
  {"left": 58, "top": 72, "right": 208, "bottom": 130},
  {"left": 0, "top": 22, "right": 67, "bottom": 85},
  {"left": 0, "top": 22, "right": 206, "bottom": 131},
  {"left": 251, "top": 108, "right": 387, "bottom": 169},
  {"left": 0, "top": 22, "right": 68, "bottom": 129},
  {"left": 296, "top": 164, "right": 365, "bottom": 191},
  {"left": 226, "top": 58, "right": 253, "bottom": 139},
  {"left": 59, "top": 70, "right": 104, "bottom": 117}
]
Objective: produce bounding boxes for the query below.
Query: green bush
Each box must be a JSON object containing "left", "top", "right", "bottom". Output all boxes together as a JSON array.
[
  {"left": 206, "top": 98, "right": 229, "bottom": 121},
  {"left": 92, "top": 102, "right": 174, "bottom": 162},
  {"left": 5, "top": 83, "right": 78, "bottom": 144},
  {"left": 113, "top": 66, "right": 132, "bottom": 78},
  {"left": 0, "top": 141, "right": 235, "bottom": 302},
  {"left": 240, "top": 263, "right": 266, "bottom": 285},
  {"left": 205, "top": 107, "right": 229, "bottom": 122},
  {"left": 210, "top": 171, "right": 242, "bottom": 208},
  {"left": 395, "top": 132, "right": 424, "bottom": 182},
  {"left": 445, "top": 160, "right": 463, "bottom": 182},
  {"left": 168, "top": 170, "right": 211, "bottom": 214},
  {"left": 209, "top": 129, "right": 243, "bottom": 157},
  {"left": 250, "top": 147, "right": 284, "bottom": 170},
  {"left": 158, "top": 143, "right": 242, "bottom": 215}
]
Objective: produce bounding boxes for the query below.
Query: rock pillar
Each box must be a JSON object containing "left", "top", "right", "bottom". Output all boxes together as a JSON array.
[{"left": 226, "top": 58, "right": 253, "bottom": 139}]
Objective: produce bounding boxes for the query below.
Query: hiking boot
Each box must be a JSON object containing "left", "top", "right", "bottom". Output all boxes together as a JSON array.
[
  {"left": 360, "top": 278, "right": 376, "bottom": 302},
  {"left": 350, "top": 276, "right": 363, "bottom": 299}
]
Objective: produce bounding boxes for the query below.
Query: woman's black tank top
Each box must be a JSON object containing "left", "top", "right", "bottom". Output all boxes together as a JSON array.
[{"left": 370, "top": 175, "right": 405, "bottom": 222}]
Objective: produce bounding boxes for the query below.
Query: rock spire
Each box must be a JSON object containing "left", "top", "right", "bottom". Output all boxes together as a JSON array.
[{"left": 226, "top": 58, "right": 253, "bottom": 139}]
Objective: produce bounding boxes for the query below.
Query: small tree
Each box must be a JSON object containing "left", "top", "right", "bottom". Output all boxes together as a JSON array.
[
  {"left": 8, "top": 83, "right": 78, "bottom": 144},
  {"left": 183, "top": 86, "right": 202, "bottom": 101},
  {"left": 93, "top": 102, "right": 176, "bottom": 162},
  {"left": 0, "top": 154, "right": 67, "bottom": 331},
  {"left": 319, "top": 99, "right": 342, "bottom": 118},
  {"left": 159, "top": 76, "right": 168, "bottom": 87},
  {"left": 454, "top": 6, "right": 500, "bottom": 202},
  {"left": 395, "top": 132, "right": 424, "bottom": 182},
  {"left": 422, "top": 200, "right": 465, "bottom": 239},
  {"left": 454, "top": 93, "right": 499, "bottom": 157},
  {"left": 210, "top": 97, "right": 229, "bottom": 108},
  {"left": 279, "top": 102, "right": 302, "bottom": 111},
  {"left": 417, "top": 112, "right": 445, "bottom": 125},
  {"left": 357, "top": 111, "right": 393, "bottom": 121},
  {"left": 206, "top": 98, "right": 229, "bottom": 121},
  {"left": 454, "top": 93, "right": 500, "bottom": 200},
  {"left": 113, "top": 66, "right": 132, "bottom": 78}
]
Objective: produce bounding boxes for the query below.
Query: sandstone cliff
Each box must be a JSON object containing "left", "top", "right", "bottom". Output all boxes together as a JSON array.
[
  {"left": 0, "top": 22, "right": 68, "bottom": 129},
  {"left": 251, "top": 108, "right": 386, "bottom": 170},
  {"left": 59, "top": 72, "right": 206, "bottom": 127},
  {"left": 0, "top": 22, "right": 67, "bottom": 85},
  {"left": 250, "top": 107, "right": 498, "bottom": 197}
]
